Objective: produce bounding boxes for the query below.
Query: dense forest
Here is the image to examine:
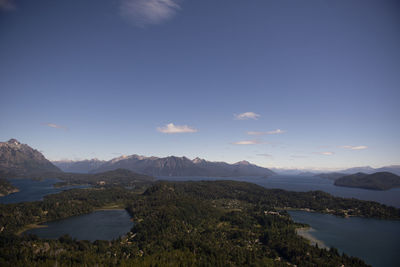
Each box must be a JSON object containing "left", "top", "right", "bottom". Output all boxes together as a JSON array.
[
  {"left": 0, "top": 178, "right": 19, "bottom": 196},
  {"left": 1, "top": 180, "right": 399, "bottom": 266},
  {"left": 1, "top": 168, "right": 155, "bottom": 190},
  {"left": 50, "top": 169, "right": 155, "bottom": 189},
  {"left": 335, "top": 172, "right": 400, "bottom": 190}
]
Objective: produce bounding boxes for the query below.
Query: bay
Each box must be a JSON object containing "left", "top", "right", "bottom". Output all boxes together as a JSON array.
[
  {"left": 0, "top": 178, "right": 89, "bottom": 204},
  {"left": 288, "top": 210, "right": 400, "bottom": 267}
]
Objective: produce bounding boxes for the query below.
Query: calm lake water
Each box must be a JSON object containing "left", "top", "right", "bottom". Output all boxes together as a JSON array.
[
  {"left": 288, "top": 210, "right": 400, "bottom": 267},
  {"left": 0, "top": 178, "right": 89, "bottom": 204},
  {"left": 25, "top": 210, "right": 133, "bottom": 241},
  {"left": 158, "top": 175, "right": 400, "bottom": 208},
  {"left": 3, "top": 174, "right": 399, "bottom": 261}
]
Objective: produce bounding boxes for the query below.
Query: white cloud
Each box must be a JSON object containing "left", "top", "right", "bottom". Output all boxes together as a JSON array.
[
  {"left": 342, "top": 145, "right": 368, "bottom": 150},
  {"left": 247, "top": 129, "right": 286, "bottom": 135},
  {"left": 316, "top": 151, "right": 334, "bottom": 156},
  {"left": 157, "top": 123, "right": 197, "bottom": 134},
  {"left": 0, "top": 0, "right": 15, "bottom": 10},
  {"left": 232, "top": 140, "right": 264, "bottom": 145},
  {"left": 44, "top": 123, "right": 68, "bottom": 131},
  {"left": 267, "top": 129, "right": 286, "bottom": 134},
  {"left": 120, "top": 0, "right": 181, "bottom": 27},
  {"left": 234, "top": 112, "right": 260, "bottom": 120}
]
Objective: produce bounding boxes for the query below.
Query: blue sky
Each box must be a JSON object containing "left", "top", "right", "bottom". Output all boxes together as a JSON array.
[{"left": 1, "top": 0, "right": 399, "bottom": 170}]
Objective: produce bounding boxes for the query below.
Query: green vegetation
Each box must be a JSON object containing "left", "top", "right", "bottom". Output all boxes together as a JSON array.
[
  {"left": 1, "top": 180, "right": 398, "bottom": 266},
  {"left": 335, "top": 172, "right": 400, "bottom": 190},
  {"left": 0, "top": 187, "right": 137, "bottom": 235},
  {"left": 50, "top": 169, "right": 155, "bottom": 189},
  {"left": 0, "top": 178, "right": 18, "bottom": 196}
]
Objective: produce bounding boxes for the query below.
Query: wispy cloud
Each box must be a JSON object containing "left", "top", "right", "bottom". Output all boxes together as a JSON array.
[
  {"left": 342, "top": 145, "right": 368, "bottom": 150},
  {"left": 314, "top": 151, "right": 334, "bottom": 156},
  {"left": 234, "top": 112, "right": 260, "bottom": 120},
  {"left": 267, "top": 129, "right": 286, "bottom": 135},
  {"left": 232, "top": 140, "right": 265, "bottom": 145},
  {"left": 257, "top": 153, "right": 273, "bottom": 158},
  {"left": 247, "top": 129, "right": 286, "bottom": 135},
  {"left": 157, "top": 123, "right": 197, "bottom": 134},
  {"left": 0, "top": 0, "right": 16, "bottom": 11},
  {"left": 43, "top": 123, "right": 68, "bottom": 131},
  {"left": 120, "top": 0, "right": 181, "bottom": 27}
]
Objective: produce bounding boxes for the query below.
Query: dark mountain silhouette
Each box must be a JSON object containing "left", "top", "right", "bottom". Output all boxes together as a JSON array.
[
  {"left": 334, "top": 172, "right": 400, "bottom": 190},
  {"left": 90, "top": 155, "right": 275, "bottom": 177}
]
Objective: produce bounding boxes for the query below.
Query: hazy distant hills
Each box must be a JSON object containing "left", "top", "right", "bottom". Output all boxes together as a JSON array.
[
  {"left": 314, "top": 166, "right": 400, "bottom": 182},
  {"left": 52, "top": 159, "right": 106, "bottom": 173},
  {"left": 0, "top": 139, "right": 61, "bottom": 176},
  {"left": 335, "top": 172, "right": 400, "bottom": 190},
  {"left": 340, "top": 166, "right": 400, "bottom": 176},
  {"left": 54, "top": 155, "right": 276, "bottom": 177},
  {"left": 271, "top": 165, "right": 400, "bottom": 177}
]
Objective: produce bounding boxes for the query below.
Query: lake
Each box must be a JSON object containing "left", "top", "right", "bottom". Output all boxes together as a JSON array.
[
  {"left": 0, "top": 178, "right": 89, "bottom": 204},
  {"left": 158, "top": 175, "right": 400, "bottom": 208},
  {"left": 4, "top": 174, "right": 399, "bottom": 262},
  {"left": 288, "top": 210, "right": 400, "bottom": 267},
  {"left": 25, "top": 210, "right": 133, "bottom": 241}
]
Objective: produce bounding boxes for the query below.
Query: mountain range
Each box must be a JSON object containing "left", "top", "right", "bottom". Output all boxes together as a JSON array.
[
  {"left": 271, "top": 165, "right": 400, "bottom": 176},
  {"left": 2, "top": 138, "right": 399, "bottom": 180},
  {"left": 340, "top": 166, "right": 400, "bottom": 176},
  {"left": 54, "top": 155, "right": 276, "bottom": 177},
  {"left": 0, "top": 139, "right": 60, "bottom": 176},
  {"left": 52, "top": 159, "right": 106, "bottom": 173}
]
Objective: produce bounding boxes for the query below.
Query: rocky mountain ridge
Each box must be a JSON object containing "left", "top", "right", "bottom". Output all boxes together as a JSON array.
[
  {"left": 55, "top": 155, "right": 275, "bottom": 177},
  {"left": 0, "top": 139, "right": 61, "bottom": 176}
]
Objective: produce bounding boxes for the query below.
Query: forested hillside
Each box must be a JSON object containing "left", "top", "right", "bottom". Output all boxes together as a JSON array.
[{"left": 1, "top": 180, "right": 398, "bottom": 266}]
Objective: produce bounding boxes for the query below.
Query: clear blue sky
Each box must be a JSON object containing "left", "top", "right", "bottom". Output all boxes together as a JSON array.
[{"left": 1, "top": 0, "right": 399, "bottom": 170}]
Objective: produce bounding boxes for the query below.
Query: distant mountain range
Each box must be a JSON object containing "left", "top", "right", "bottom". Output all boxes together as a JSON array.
[
  {"left": 314, "top": 166, "right": 400, "bottom": 180},
  {"left": 0, "top": 139, "right": 61, "bottom": 176},
  {"left": 340, "top": 166, "right": 400, "bottom": 176},
  {"left": 52, "top": 159, "right": 106, "bottom": 173},
  {"left": 2, "top": 138, "right": 399, "bottom": 180},
  {"left": 271, "top": 165, "right": 400, "bottom": 177},
  {"left": 270, "top": 168, "right": 317, "bottom": 176},
  {"left": 53, "top": 155, "right": 276, "bottom": 177}
]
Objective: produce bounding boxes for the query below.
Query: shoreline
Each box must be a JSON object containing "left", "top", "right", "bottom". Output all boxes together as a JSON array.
[
  {"left": 94, "top": 208, "right": 126, "bottom": 211},
  {"left": 17, "top": 224, "right": 48, "bottom": 236},
  {"left": 296, "top": 227, "right": 328, "bottom": 249},
  {"left": 0, "top": 188, "right": 20, "bottom": 197},
  {"left": 94, "top": 204, "right": 126, "bottom": 211}
]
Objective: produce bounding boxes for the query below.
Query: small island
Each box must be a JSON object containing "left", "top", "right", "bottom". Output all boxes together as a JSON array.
[
  {"left": 0, "top": 178, "right": 19, "bottom": 197},
  {"left": 334, "top": 172, "right": 400, "bottom": 190}
]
